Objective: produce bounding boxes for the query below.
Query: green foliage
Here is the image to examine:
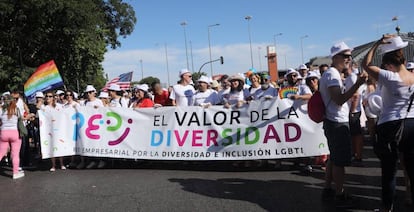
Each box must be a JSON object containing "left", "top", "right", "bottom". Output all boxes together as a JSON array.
[
  {"left": 137, "top": 77, "right": 160, "bottom": 86},
  {"left": 0, "top": 0, "right": 136, "bottom": 93},
  {"left": 191, "top": 72, "right": 207, "bottom": 83}
]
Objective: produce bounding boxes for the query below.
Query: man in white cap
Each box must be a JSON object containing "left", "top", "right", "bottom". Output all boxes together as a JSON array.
[
  {"left": 344, "top": 62, "right": 365, "bottom": 165},
  {"left": 319, "top": 41, "right": 367, "bottom": 206},
  {"left": 82, "top": 85, "right": 103, "bottom": 108},
  {"left": 55, "top": 90, "right": 66, "bottom": 105},
  {"left": 193, "top": 76, "right": 219, "bottom": 107},
  {"left": 170, "top": 69, "right": 195, "bottom": 107},
  {"left": 283, "top": 68, "right": 312, "bottom": 101},
  {"left": 298, "top": 64, "right": 309, "bottom": 83}
]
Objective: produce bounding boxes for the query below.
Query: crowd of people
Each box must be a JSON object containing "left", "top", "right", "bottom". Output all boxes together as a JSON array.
[{"left": 0, "top": 35, "right": 413, "bottom": 210}]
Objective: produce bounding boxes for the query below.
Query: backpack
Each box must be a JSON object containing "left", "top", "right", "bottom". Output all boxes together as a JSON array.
[{"left": 307, "top": 90, "right": 325, "bottom": 123}]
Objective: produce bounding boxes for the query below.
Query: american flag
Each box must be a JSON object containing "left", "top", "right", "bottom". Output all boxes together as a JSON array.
[{"left": 102, "top": 72, "right": 133, "bottom": 91}]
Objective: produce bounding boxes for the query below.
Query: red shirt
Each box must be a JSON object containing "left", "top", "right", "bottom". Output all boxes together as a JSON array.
[
  {"left": 136, "top": 98, "right": 154, "bottom": 108},
  {"left": 154, "top": 90, "right": 171, "bottom": 106}
]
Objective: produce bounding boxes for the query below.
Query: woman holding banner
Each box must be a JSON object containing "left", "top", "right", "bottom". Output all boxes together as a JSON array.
[
  {"left": 0, "top": 95, "right": 26, "bottom": 179},
  {"left": 43, "top": 91, "right": 65, "bottom": 172}
]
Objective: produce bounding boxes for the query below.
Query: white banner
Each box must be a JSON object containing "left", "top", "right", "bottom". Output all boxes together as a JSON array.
[{"left": 39, "top": 99, "right": 329, "bottom": 160}]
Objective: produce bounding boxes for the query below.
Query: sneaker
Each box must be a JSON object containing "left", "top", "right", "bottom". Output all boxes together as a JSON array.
[
  {"left": 76, "top": 161, "right": 86, "bottom": 169},
  {"left": 13, "top": 171, "right": 25, "bottom": 179},
  {"left": 97, "top": 160, "right": 106, "bottom": 169},
  {"left": 321, "top": 188, "right": 335, "bottom": 202},
  {"left": 86, "top": 161, "right": 97, "bottom": 169},
  {"left": 61, "top": 166, "right": 66, "bottom": 170},
  {"left": 334, "top": 192, "right": 354, "bottom": 208},
  {"left": 50, "top": 167, "right": 56, "bottom": 172},
  {"left": 302, "top": 165, "right": 313, "bottom": 174},
  {"left": 67, "top": 162, "right": 77, "bottom": 169}
]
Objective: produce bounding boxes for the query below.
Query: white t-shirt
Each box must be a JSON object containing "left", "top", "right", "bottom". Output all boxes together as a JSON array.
[
  {"left": 193, "top": 89, "right": 219, "bottom": 106},
  {"left": 344, "top": 72, "right": 364, "bottom": 113},
  {"left": 169, "top": 84, "right": 195, "bottom": 107},
  {"left": 222, "top": 90, "right": 244, "bottom": 105},
  {"left": 0, "top": 110, "right": 18, "bottom": 130},
  {"left": 42, "top": 104, "right": 63, "bottom": 112},
  {"left": 109, "top": 97, "right": 128, "bottom": 108},
  {"left": 84, "top": 98, "right": 104, "bottom": 108},
  {"left": 257, "top": 86, "right": 279, "bottom": 100},
  {"left": 319, "top": 67, "right": 350, "bottom": 122},
  {"left": 377, "top": 69, "right": 414, "bottom": 125},
  {"left": 63, "top": 101, "right": 80, "bottom": 109}
]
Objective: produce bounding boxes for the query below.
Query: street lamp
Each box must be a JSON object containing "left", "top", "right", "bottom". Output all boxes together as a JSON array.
[
  {"left": 164, "top": 43, "right": 170, "bottom": 86},
  {"left": 208, "top": 23, "right": 220, "bottom": 77},
  {"left": 140, "top": 59, "right": 144, "bottom": 80},
  {"left": 245, "top": 15, "right": 254, "bottom": 68},
  {"left": 273, "top": 33, "right": 283, "bottom": 50},
  {"left": 190, "top": 40, "right": 194, "bottom": 73},
  {"left": 258, "top": 46, "right": 262, "bottom": 71},
  {"left": 180, "top": 21, "right": 189, "bottom": 70},
  {"left": 300, "top": 35, "right": 309, "bottom": 64}
]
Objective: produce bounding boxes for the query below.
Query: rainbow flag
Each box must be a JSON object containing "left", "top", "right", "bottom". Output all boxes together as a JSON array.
[
  {"left": 24, "top": 60, "right": 64, "bottom": 102},
  {"left": 279, "top": 87, "right": 298, "bottom": 99}
]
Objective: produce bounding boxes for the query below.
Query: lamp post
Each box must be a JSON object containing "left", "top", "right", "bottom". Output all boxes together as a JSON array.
[
  {"left": 273, "top": 33, "right": 283, "bottom": 50},
  {"left": 140, "top": 59, "right": 143, "bottom": 80},
  {"left": 208, "top": 23, "right": 220, "bottom": 77},
  {"left": 258, "top": 46, "right": 262, "bottom": 71},
  {"left": 180, "top": 21, "right": 189, "bottom": 70},
  {"left": 190, "top": 40, "right": 195, "bottom": 73},
  {"left": 164, "top": 43, "right": 170, "bottom": 86},
  {"left": 300, "top": 35, "right": 308, "bottom": 64},
  {"left": 245, "top": 15, "right": 254, "bottom": 68}
]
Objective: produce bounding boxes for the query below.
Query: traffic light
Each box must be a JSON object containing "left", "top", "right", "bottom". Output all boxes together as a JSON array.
[{"left": 220, "top": 56, "right": 224, "bottom": 64}]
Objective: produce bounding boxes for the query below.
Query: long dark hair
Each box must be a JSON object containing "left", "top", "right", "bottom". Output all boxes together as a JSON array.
[{"left": 230, "top": 79, "right": 244, "bottom": 92}]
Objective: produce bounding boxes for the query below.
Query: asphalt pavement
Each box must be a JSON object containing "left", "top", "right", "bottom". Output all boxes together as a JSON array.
[{"left": 0, "top": 139, "right": 413, "bottom": 212}]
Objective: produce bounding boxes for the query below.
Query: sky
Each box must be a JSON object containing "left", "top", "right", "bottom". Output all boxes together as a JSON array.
[{"left": 102, "top": 0, "right": 414, "bottom": 84}]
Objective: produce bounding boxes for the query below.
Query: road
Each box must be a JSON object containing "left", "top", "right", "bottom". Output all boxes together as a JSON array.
[{"left": 0, "top": 141, "right": 412, "bottom": 212}]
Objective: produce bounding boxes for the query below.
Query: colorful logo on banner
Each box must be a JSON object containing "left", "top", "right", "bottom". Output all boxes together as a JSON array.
[{"left": 73, "top": 111, "right": 133, "bottom": 146}]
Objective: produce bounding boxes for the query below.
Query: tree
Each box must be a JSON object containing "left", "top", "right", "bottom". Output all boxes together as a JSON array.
[
  {"left": 0, "top": 0, "right": 136, "bottom": 92},
  {"left": 137, "top": 77, "right": 160, "bottom": 86},
  {"left": 192, "top": 71, "right": 207, "bottom": 83}
]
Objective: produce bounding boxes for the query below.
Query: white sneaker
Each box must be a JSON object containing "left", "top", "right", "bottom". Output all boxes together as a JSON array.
[
  {"left": 50, "top": 167, "right": 56, "bottom": 172},
  {"left": 13, "top": 171, "right": 25, "bottom": 180},
  {"left": 61, "top": 166, "right": 66, "bottom": 170}
]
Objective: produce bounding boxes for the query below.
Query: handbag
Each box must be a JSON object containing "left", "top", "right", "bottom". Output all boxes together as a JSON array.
[{"left": 17, "top": 109, "right": 28, "bottom": 138}]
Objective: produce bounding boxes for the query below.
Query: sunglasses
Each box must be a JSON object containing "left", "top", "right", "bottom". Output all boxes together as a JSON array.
[
  {"left": 46, "top": 95, "right": 54, "bottom": 98},
  {"left": 291, "top": 75, "right": 298, "bottom": 78},
  {"left": 65, "top": 93, "right": 73, "bottom": 96},
  {"left": 184, "top": 75, "right": 192, "bottom": 78},
  {"left": 338, "top": 53, "right": 352, "bottom": 59},
  {"left": 87, "top": 91, "right": 95, "bottom": 94}
]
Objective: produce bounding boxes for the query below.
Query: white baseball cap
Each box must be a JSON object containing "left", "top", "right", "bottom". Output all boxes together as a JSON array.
[
  {"left": 406, "top": 62, "right": 414, "bottom": 70},
  {"left": 35, "top": 92, "right": 44, "bottom": 98},
  {"left": 330, "top": 41, "right": 353, "bottom": 58},
  {"left": 284, "top": 68, "right": 300, "bottom": 78},
  {"left": 136, "top": 84, "right": 149, "bottom": 92},
  {"left": 179, "top": 69, "right": 191, "bottom": 77},
  {"left": 56, "top": 90, "right": 64, "bottom": 95},
  {"left": 306, "top": 71, "right": 320, "bottom": 79},
  {"left": 108, "top": 84, "right": 121, "bottom": 91},
  {"left": 298, "top": 64, "right": 308, "bottom": 70},
  {"left": 73, "top": 92, "right": 78, "bottom": 99},
  {"left": 379, "top": 36, "right": 408, "bottom": 54},
  {"left": 84, "top": 85, "right": 96, "bottom": 93},
  {"left": 2, "top": 91, "right": 10, "bottom": 96},
  {"left": 98, "top": 91, "right": 109, "bottom": 98},
  {"left": 197, "top": 76, "right": 210, "bottom": 84}
]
